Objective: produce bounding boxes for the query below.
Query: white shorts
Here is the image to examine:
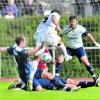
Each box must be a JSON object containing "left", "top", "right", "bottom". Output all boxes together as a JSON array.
[{"left": 35, "top": 29, "right": 61, "bottom": 47}]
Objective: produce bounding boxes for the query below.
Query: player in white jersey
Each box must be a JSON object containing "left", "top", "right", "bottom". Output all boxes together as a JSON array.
[
  {"left": 34, "top": 9, "right": 72, "bottom": 62},
  {"left": 62, "top": 16, "right": 100, "bottom": 82}
]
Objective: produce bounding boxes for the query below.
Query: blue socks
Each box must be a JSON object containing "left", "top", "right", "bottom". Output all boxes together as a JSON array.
[{"left": 86, "top": 65, "right": 97, "bottom": 82}]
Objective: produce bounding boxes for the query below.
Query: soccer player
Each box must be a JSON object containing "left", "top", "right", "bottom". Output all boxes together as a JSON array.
[
  {"left": 8, "top": 75, "right": 100, "bottom": 91},
  {"left": 0, "top": 36, "right": 44, "bottom": 91},
  {"left": 34, "top": 9, "right": 72, "bottom": 61},
  {"left": 28, "top": 52, "right": 67, "bottom": 90},
  {"left": 61, "top": 15, "right": 100, "bottom": 82}
]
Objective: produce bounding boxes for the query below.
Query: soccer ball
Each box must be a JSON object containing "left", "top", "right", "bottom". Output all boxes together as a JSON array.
[{"left": 41, "top": 53, "right": 52, "bottom": 63}]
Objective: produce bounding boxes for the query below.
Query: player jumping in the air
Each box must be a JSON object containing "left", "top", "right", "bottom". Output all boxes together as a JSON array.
[
  {"left": 34, "top": 9, "right": 72, "bottom": 62},
  {"left": 59, "top": 16, "right": 100, "bottom": 82}
]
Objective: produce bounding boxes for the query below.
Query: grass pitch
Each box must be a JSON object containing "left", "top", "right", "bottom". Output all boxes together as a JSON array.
[{"left": 0, "top": 82, "right": 100, "bottom": 100}]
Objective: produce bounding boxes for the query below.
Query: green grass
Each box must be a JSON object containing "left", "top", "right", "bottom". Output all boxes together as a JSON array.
[{"left": 0, "top": 82, "right": 100, "bottom": 100}]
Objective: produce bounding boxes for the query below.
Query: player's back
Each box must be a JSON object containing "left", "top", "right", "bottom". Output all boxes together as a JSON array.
[
  {"left": 36, "top": 12, "right": 60, "bottom": 33},
  {"left": 45, "top": 12, "right": 60, "bottom": 28}
]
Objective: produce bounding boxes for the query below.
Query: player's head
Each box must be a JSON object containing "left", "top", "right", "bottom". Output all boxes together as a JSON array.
[
  {"left": 15, "top": 36, "right": 26, "bottom": 48},
  {"left": 51, "top": 9, "right": 61, "bottom": 15},
  {"left": 69, "top": 16, "right": 77, "bottom": 29}
]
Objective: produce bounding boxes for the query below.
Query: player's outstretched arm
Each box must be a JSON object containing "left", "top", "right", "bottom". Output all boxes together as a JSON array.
[
  {"left": 28, "top": 42, "right": 44, "bottom": 56},
  {"left": 0, "top": 47, "right": 8, "bottom": 53},
  {"left": 87, "top": 33, "right": 100, "bottom": 48},
  {"left": 0, "top": 43, "right": 17, "bottom": 54}
]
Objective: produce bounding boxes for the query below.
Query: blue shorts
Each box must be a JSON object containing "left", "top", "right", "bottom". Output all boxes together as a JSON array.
[
  {"left": 37, "top": 78, "right": 67, "bottom": 90},
  {"left": 67, "top": 47, "right": 86, "bottom": 62},
  {"left": 33, "top": 78, "right": 68, "bottom": 90},
  {"left": 34, "top": 68, "right": 43, "bottom": 79},
  {"left": 18, "top": 66, "right": 30, "bottom": 83},
  {"left": 38, "top": 78, "right": 55, "bottom": 90}
]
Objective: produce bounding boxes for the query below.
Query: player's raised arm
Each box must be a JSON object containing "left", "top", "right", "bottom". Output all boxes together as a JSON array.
[
  {"left": 28, "top": 42, "right": 44, "bottom": 56},
  {"left": 52, "top": 15, "right": 62, "bottom": 33},
  {"left": 51, "top": 9, "right": 62, "bottom": 33},
  {"left": 87, "top": 33, "right": 100, "bottom": 48}
]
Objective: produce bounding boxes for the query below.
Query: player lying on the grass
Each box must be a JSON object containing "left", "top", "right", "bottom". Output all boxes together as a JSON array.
[
  {"left": 57, "top": 15, "right": 100, "bottom": 82},
  {"left": 31, "top": 53, "right": 100, "bottom": 90},
  {"left": 0, "top": 36, "right": 44, "bottom": 91},
  {"left": 22, "top": 50, "right": 70, "bottom": 91},
  {"left": 8, "top": 74, "right": 100, "bottom": 92},
  {"left": 34, "top": 9, "right": 72, "bottom": 62},
  {"left": 9, "top": 78, "right": 81, "bottom": 91},
  {"left": 36, "top": 76, "right": 100, "bottom": 90}
]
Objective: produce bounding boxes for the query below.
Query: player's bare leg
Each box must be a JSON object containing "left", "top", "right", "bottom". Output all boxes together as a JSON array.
[{"left": 57, "top": 40, "right": 72, "bottom": 61}]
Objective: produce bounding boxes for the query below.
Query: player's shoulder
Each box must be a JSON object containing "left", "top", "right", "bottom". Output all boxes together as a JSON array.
[
  {"left": 77, "top": 24, "right": 85, "bottom": 29},
  {"left": 77, "top": 24, "right": 87, "bottom": 33},
  {"left": 15, "top": 47, "right": 28, "bottom": 54},
  {"left": 63, "top": 25, "right": 70, "bottom": 32},
  {"left": 63, "top": 25, "right": 70, "bottom": 29}
]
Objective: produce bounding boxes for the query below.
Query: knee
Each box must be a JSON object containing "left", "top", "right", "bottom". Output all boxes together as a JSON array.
[
  {"left": 41, "top": 71, "right": 53, "bottom": 80},
  {"left": 81, "top": 56, "right": 90, "bottom": 66}
]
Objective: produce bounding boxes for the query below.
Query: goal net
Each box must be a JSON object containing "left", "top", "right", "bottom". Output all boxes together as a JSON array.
[{"left": 0, "top": 0, "right": 100, "bottom": 78}]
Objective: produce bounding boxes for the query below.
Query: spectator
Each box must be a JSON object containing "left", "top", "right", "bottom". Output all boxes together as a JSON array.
[
  {"left": 2, "top": 0, "right": 18, "bottom": 19},
  {"left": 91, "top": 0, "right": 100, "bottom": 15},
  {"left": 20, "top": 0, "right": 33, "bottom": 15},
  {"left": 74, "top": 0, "right": 85, "bottom": 17}
]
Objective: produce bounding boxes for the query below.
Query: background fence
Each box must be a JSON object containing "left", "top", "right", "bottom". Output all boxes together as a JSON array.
[{"left": 0, "top": 0, "right": 100, "bottom": 78}]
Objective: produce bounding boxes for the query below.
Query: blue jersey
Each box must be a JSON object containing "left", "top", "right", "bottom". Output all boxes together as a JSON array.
[{"left": 7, "top": 46, "right": 30, "bottom": 83}]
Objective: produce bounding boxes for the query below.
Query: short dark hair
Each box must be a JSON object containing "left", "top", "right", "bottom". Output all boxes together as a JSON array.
[
  {"left": 15, "top": 36, "right": 25, "bottom": 45},
  {"left": 69, "top": 16, "right": 77, "bottom": 21},
  {"left": 51, "top": 9, "right": 60, "bottom": 14}
]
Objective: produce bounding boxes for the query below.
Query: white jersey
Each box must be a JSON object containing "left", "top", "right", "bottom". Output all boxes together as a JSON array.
[
  {"left": 35, "top": 12, "right": 60, "bottom": 34},
  {"left": 63, "top": 24, "right": 87, "bottom": 49},
  {"left": 44, "top": 12, "right": 60, "bottom": 28},
  {"left": 34, "top": 12, "right": 61, "bottom": 47}
]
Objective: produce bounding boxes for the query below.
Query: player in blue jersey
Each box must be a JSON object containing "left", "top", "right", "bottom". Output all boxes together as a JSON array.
[
  {"left": 58, "top": 16, "right": 100, "bottom": 82},
  {"left": 0, "top": 36, "right": 44, "bottom": 91},
  {"left": 8, "top": 75, "right": 100, "bottom": 91}
]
